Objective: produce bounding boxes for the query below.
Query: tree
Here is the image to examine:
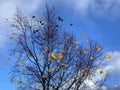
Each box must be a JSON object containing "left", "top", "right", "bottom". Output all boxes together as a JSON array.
[{"left": 8, "top": 5, "right": 110, "bottom": 90}]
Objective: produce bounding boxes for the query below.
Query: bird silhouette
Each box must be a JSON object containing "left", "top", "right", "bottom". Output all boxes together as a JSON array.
[{"left": 32, "top": 16, "right": 35, "bottom": 18}]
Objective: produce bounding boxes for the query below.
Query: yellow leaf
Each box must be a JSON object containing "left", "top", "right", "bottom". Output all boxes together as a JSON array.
[
  {"left": 30, "top": 18, "right": 33, "bottom": 23},
  {"left": 37, "top": 55, "right": 40, "bottom": 59},
  {"left": 23, "top": 66, "right": 26, "bottom": 70},
  {"left": 86, "top": 39, "right": 89, "bottom": 43},
  {"left": 41, "top": 75, "right": 45, "bottom": 79},
  {"left": 83, "top": 50, "right": 86, "bottom": 55},
  {"left": 74, "top": 41, "right": 78, "bottom": 44},
  {"left": 62, "top": 68, "right": 66, "bottom": 72},
  {"left": 99, "top": 69, "right": 104, "bottom": 75},
  {"left": 106, "top": 54, "right": 112, "bottom": 59},
  {"left": 96, "top": 46, "right": 101, "bottom": 52},
  {"left": 51, "top": 53, "right": 56, "bottom": 59},
  {"left": 66, "top": 36, "right": 69, "bottom": 40},
  {"left": 76, "top": 46, "right": 78, "bottom": 49},
  {"left": 58, "top": 53, "right": 64, "bottom": 60},
  {"left": 88, "top": 47, "right": 91, "bottom": 51},
  {"left": 47, "top": 69, "right": 51, "bottom": 73},
  {"left": 18, "top": 61, "right": 22, "bottom": 66},
  {"left": 81, "top": 34, "right": 87, "bottom": 37},
  {"left": 50, "top": 59, "right": 54, "bottom": 63},
  {"left": 15, "top": 54, "right": 19, "bottom": 58},
  {"left": 35, "top": 27, "right": 39, "bottom": 31},
  {"left": 4, "top": 62, "right": 8, "bottom": 65},
  {"left": 20, "top": 71, "right": 23, "bottom": 74},
  {"left": 56, "top": 77, "right": 60, "bottom": 81},
  {"left": 37, "top": 83, "right": 42, "bottom": 87},
  {"left": 37, "top": 19, "right": 41, "bottom": 22}
]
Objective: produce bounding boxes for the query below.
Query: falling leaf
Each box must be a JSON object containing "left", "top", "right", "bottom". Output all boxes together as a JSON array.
[{"left": 58, "top": 53, "right": 64, "bottom": 60}]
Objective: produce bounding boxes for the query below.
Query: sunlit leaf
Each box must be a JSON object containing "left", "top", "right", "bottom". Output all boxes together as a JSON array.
[
  {"left": 4, "top": 62, "right": 8, "bottom": 65},
  {"left": 74, "top": 41, "right": 78, "bottom": 44},
  {"left": 58, "top": 53, "right": 64, "bottom": 60},
  {"left": 99, "top": 69, "right": 104, "bottom": 75},
  {"left": 106, "top": 54, "right": 112, "bottom": 59},
  {"left": 49, "top": 59, "right": 54, "bottom": 63},
  {"left": 15, "top": 54, "right": 19, "bottom": 58},
  {"left": 56, "top": 77, "right": 60, "bottom": 81},
  {"left": 41, "top": 75, "right": 45, "bottom": 79},
  {"left": 17, "top": 61, "right": 22, "bottom": 66},
  {"left": 86, "top": 39, "right": 89, "bottom": 43},
  {"left": 80, "top": 34, "right": 87, "bottom": 37},
  {"left": 23, "top": 66, "right": 26, "bottom": 70},
  {"left": 51, "top": 53, "right": 56, "bottom": 59},
  {"left": 66, "top": 36, "right": 69, "bottom": 40},
  {"left": 83, "top": 50, "right": 86, "bottom": 55},
  {"left": 88, "top": 47, "right": 91, "bottom": 51},
  {"left": 96, "top": 46, "right": 101, "bottom": 52}
]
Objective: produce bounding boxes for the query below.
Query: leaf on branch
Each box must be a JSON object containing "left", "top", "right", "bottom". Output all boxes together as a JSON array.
[
  {"left": 49, "top": 59, "right": 54, "bottom": 63},
  {"left": 41, "top": 75, "right": 45, "bottom": 79},
  {"left": 15, "top": 54, "right": 19, "bottom": 58},
  {"left": 50, "top": 53, "right": 57, "bottom": 59},
  {"left": 86, "top": 39, "right": 89, "bottom": 43},
  {"left": 23, "top": 66, "right": 26, "bottom": 70},
  {"left": 74, "top": 41, "right": 78, "bottom": 44},
  {"left": 58, "top": 53, "right": 64, "bottom": 60},
  {"left": 88, "top": 47, "right": 91, "bottom": 51},
  {"left": 17, "top": 61, "right": 22, "bottom": 66},
  {"left": 106, "top": 54, "right": 112, "bottom": 59},
  {"left": 96, "top": 46, "right": 101, "bottom": 52},
  {"left": 66, "top": 36, "right": 69, "bottom": 40},
  {"left": 83, "top": 50, "right": 87, "bottom": 55},
  {"left": 99, "top": 69, "right": 104, "bottom": 75}
]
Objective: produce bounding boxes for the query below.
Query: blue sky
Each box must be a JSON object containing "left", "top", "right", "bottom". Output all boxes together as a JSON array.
[{"left": 1, "top": 0, "right": 120, "bottom": 90}]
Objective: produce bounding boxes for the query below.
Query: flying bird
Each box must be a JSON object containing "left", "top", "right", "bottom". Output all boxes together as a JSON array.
[
  {"left": 32, "top": 16, "right": 35, "bottom": 18},
  {"left": 70, "top": 23, "right": 73, "bottom": 26}
]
